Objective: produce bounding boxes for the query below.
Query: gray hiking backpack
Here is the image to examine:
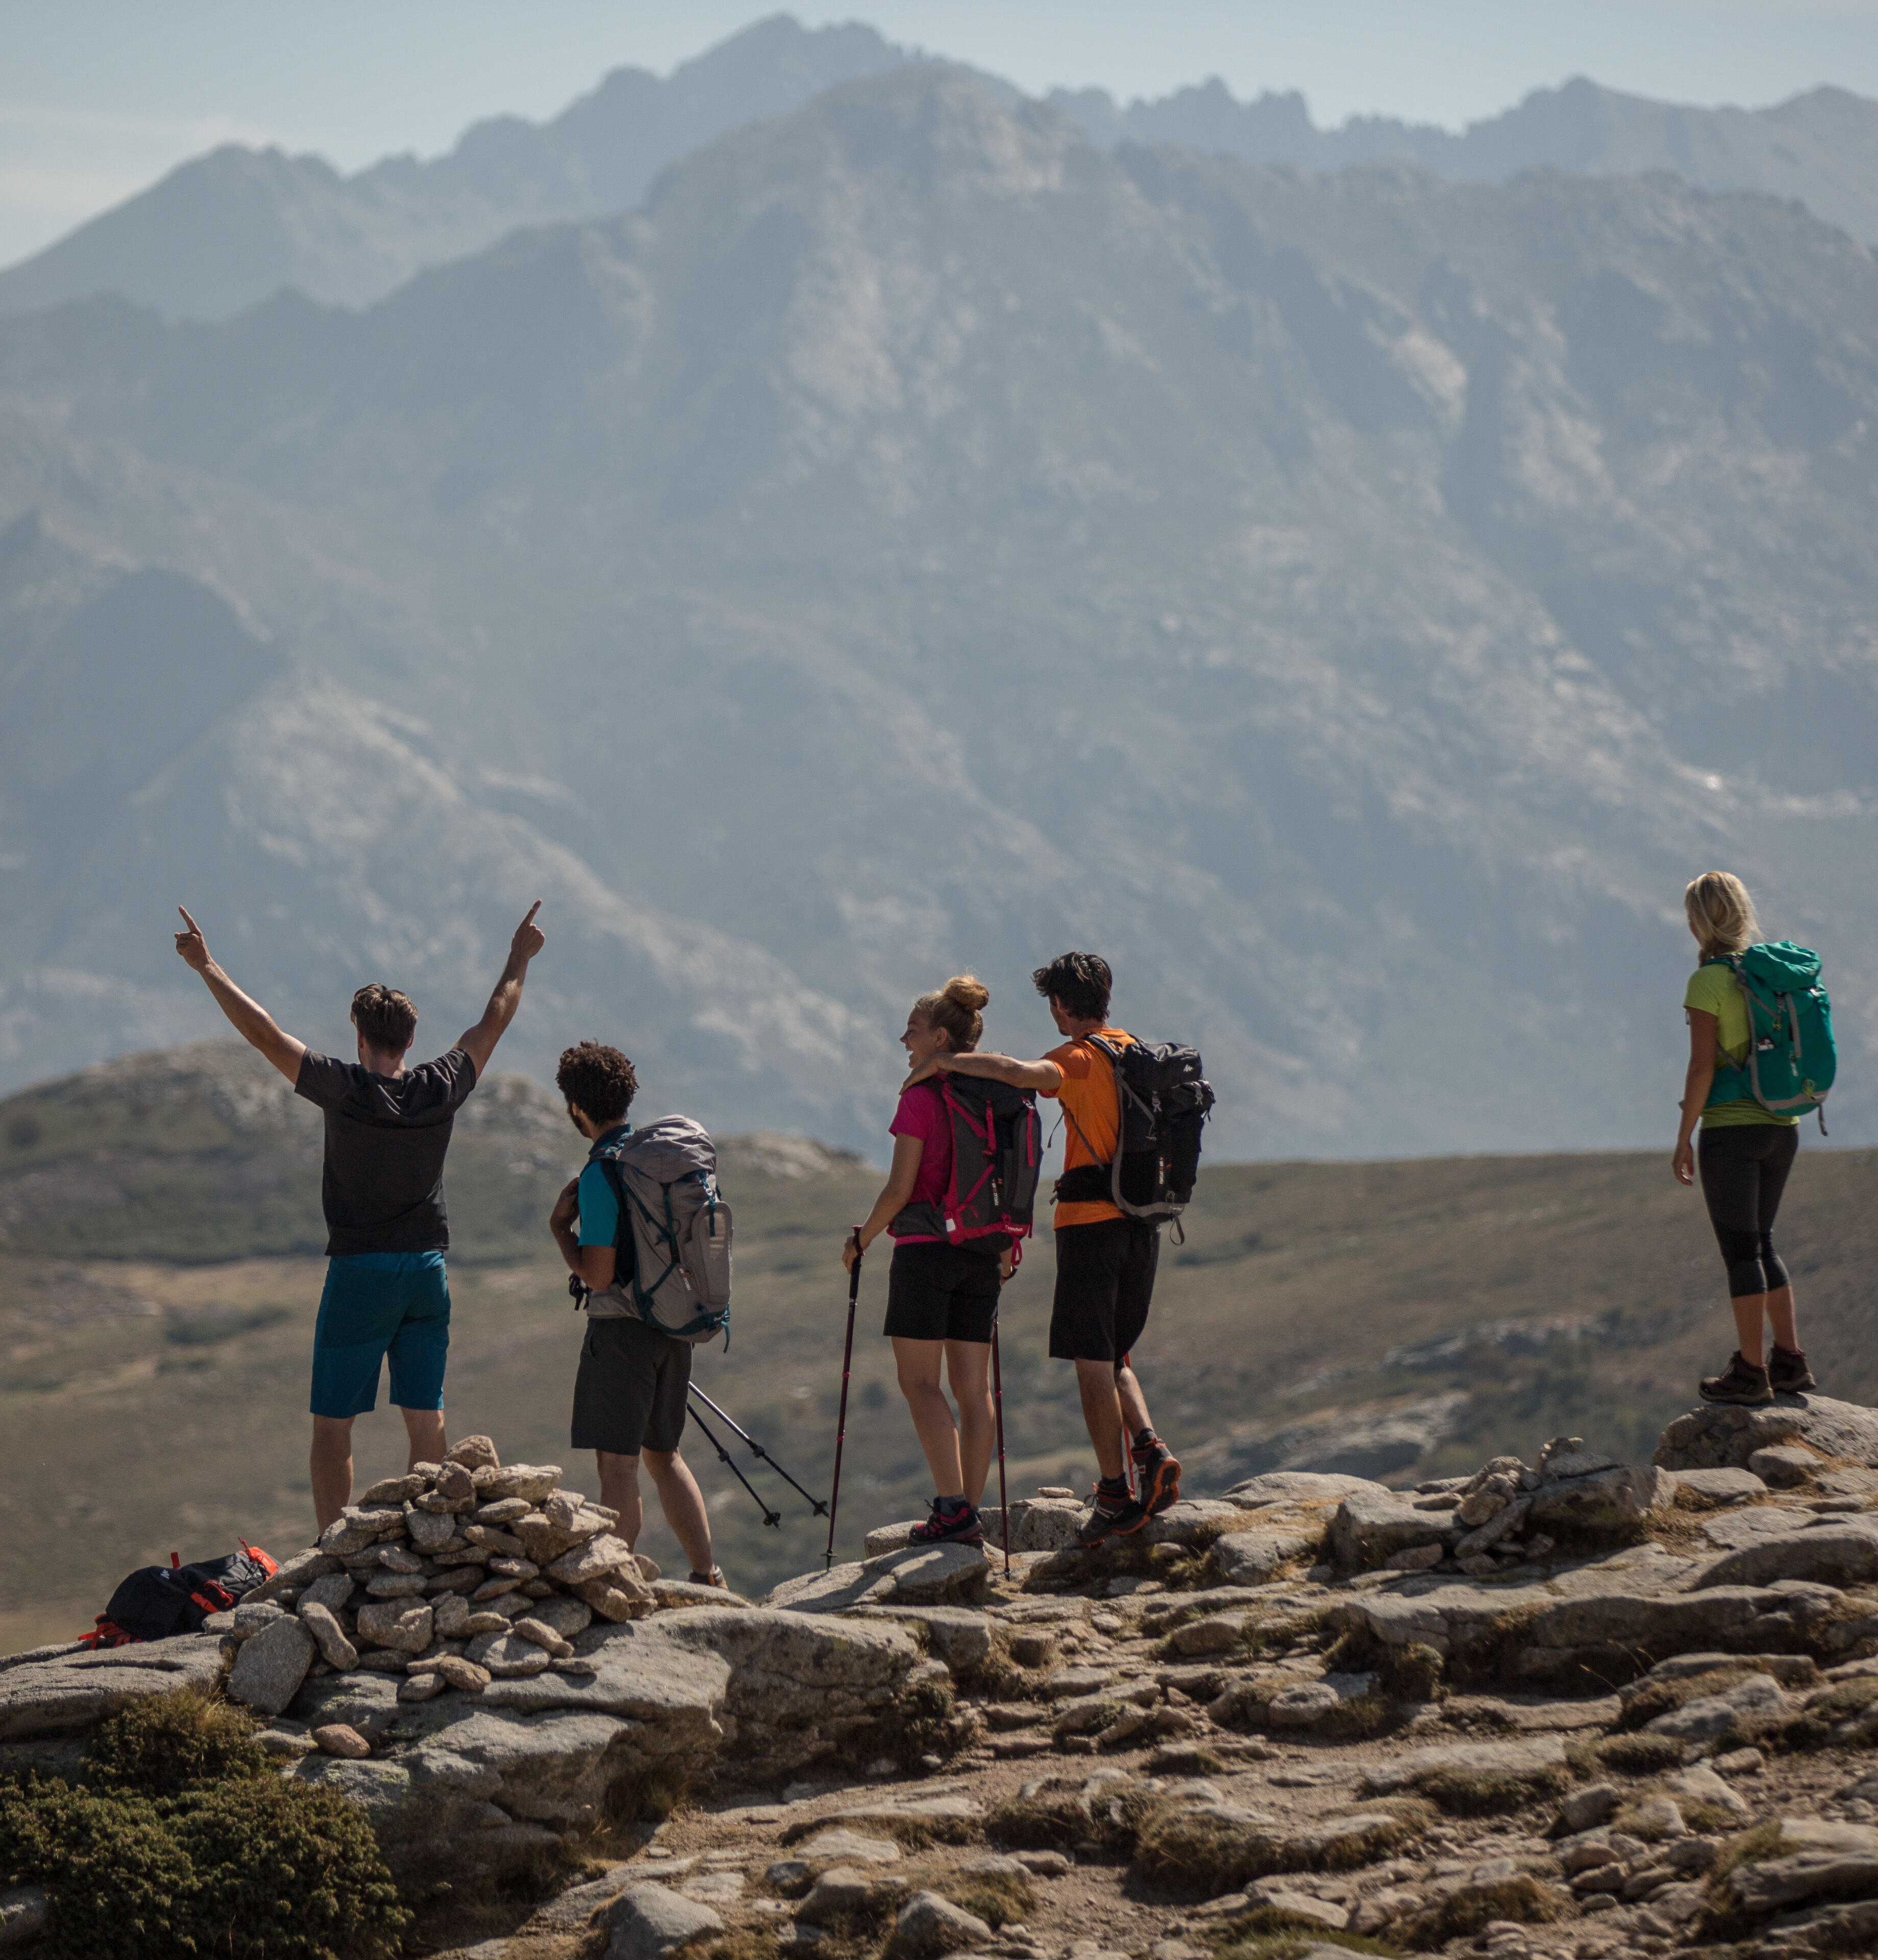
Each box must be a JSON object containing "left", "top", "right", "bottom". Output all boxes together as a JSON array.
[{"left": 582, "top": 1116, "right": 734, "bottom": 1344}]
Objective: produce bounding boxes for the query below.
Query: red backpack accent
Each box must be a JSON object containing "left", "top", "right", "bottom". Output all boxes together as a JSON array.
[{"left": 889, "top": 1076, "right": 1041, "bottom": 1251}]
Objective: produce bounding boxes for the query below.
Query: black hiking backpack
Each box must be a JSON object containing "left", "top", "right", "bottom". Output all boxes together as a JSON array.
[
  {"left": 889, "top": 1075, "right": 1042, "bottom": 1253},
  {"left": 81, "top": 1544, "right": 279, "bottom": 1647},
  {"left": 1053, "top": 1033, "right": 1215, "bottom": 1229}
]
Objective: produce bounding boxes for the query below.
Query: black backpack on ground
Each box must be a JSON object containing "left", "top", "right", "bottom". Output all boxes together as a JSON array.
[
  {"left": 81, "top": 1545, "right": 279, "bottom": 1647},
  {"left": 1054, "top": 1033, "right": 1215, "bottom": 1230}
]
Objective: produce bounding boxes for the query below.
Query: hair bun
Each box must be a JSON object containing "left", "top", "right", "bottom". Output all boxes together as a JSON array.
[{"left": 943, "top": 974, "right": 990, "bottom": 1013}]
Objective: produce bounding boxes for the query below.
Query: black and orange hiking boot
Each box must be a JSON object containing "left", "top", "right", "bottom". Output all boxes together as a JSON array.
[
  {"left": 910, "top": 1497, "right": 984, "bottom": 1547},
  {"left": 1076, "top": 1476, "right": 1149, "bottom": 1547},
  {"left": 1700, "top": 1351, "right": 1775, "bottom": 1407},
  {"left": 1131, "top": 1430, "right": 1182, "bottom": 1516},
  {"left": 688, "top": 1566, "right": 728, "bottom": 1589},
  {"left": 1769, "top": 1345, "right": 1818, "bottom": 1394}
]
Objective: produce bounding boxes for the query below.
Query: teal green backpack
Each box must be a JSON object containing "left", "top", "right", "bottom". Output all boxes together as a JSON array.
[{"left": 1704, "top": 942, "right": 1836, "bottom": 1132}]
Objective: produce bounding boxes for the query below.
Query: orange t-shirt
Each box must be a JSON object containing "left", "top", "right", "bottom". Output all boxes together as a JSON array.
[{"left": 1040, "top": 1027, "right": 1132, "bottom": 1229}]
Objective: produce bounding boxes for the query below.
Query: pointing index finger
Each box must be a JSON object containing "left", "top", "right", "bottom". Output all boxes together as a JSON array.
[
  {"left": 522, "top": 900, "right": 542, "bottom": 927},
  {"left": 178, "top": 906, "right": 201, "bottom": 934}
]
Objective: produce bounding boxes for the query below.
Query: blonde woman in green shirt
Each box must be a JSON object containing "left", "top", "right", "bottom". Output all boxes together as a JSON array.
[{"left": 1672, "top": 870, "right": 1813, "bottom": 1408}]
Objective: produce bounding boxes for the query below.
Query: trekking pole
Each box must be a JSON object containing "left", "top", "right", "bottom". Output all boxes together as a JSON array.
[
  {"left": 991, "top": 1314, "right": 1011, "bottom": 1579},
  {"left": 687, "top": 1386, "right": 828, "bottom": 1518},
  {"left": 685, "top": 1400, "right": 781, "bottom": 1528},
  {"left": 825, "top": 1230, "right": 862, "bottom": 1570}
]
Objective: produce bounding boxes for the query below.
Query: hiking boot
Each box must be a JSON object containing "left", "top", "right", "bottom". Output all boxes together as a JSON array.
[
  {"left": 1699, "top": 1352, "right": 1774, "bottom": 1407},
  {"left": 1076, "top": 1479, "right": 1150, "bottom": 1547},
  {"left": 1769, "top": 1345, "right": 1818, "bottom": 1394},
  {"left": 1131, "top": 1431, "right": 1182, "bottom": 1516},
  {"left": 688, "top": 1566, "right": 728, "bottom": 1589},
  {"left": 910, "top": 1498, "right": 984, "bottom": 1547}
]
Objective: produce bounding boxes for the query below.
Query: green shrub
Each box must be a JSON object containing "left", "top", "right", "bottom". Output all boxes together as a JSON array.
[
  {"left": 0, "top": 1780, "right": 197, "bottom": 1960},
  {"left": 83, "top": 1687, "right": 267, "bottom": 1800},
  {"left": 0, "top": 1696, "right": 411, "bottom": 1960}
]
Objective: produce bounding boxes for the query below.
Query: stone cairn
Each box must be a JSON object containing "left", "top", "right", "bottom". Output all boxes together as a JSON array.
[{"left": 221, "top": 1434, "right": 654, "bottom": 1716}]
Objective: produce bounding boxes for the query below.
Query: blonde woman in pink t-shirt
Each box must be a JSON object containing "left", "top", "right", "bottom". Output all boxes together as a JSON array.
[{"left": 843, "top": 975, "right": 1007, "bottom": 1546}]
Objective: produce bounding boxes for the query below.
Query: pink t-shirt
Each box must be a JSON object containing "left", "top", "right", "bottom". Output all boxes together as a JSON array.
[{"left": 887, "top": 1082, "right": 952, "bottom": 1242}]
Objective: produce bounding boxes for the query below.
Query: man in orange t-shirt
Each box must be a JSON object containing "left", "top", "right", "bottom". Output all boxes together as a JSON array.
[{"left": 909, "top": 950, "right": 1180, "bottom": 1546}]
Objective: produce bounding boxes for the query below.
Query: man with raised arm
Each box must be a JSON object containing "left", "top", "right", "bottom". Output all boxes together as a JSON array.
[
  {"left": 906, "top": 950, "right": 1181, "bottom": 1547},
  {"left": 174, "top": 902, "right": 546, "bottom": 1532}
]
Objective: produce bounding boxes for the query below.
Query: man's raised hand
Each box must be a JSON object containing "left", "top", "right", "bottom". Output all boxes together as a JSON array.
[
  {"left": 174, "top": 906, "right": 212, "bottom": 973},
  {"left": 512, "top": 900, "right": 545, "bottom": 964}
]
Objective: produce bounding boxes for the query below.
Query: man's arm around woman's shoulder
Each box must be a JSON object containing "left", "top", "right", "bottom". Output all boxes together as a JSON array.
[{"left": 908, "top": 1049, "right": 1062, "bottom": 1094}]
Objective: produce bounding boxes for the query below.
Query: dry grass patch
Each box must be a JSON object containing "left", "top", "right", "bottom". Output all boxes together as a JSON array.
[
  {"left": 1395, "top": 1872, "right": 1569, "bottom": 1947},
  {"left": 1213, "top": 1926, "right": 1406, "bottom": 1959},
  {"left": 1694, "top": 1820, "right": 1795, "bottom": 1941},
  {"left": 1616, "top": 1665, "right": 1768, "bottom": 1730},
  {"left": 1152, "top": 1746, "right": 1225, "bottom": 1775},
  {"left": 985, "top": 1777, "right": 1148, "bottom": 1856},
  {"left": 934, "top": 1869, "right": 1032, "bottom": 1928},
  {"left": 1404, "top": 1760, "right": 1568, "bottom": 1816},
  {"left": 690, "top": 1934, "right": 781, "bottom": 1960},
  {"left": 1612, "top": 1782, "right": 1701, "bottom": 1842},
  {"left": 778, "top": 1810, "right": 977, "bottom": 1852},
  {"left": 1575, "top": 1732, "right": 1688, "bottom": 1778},
  {"left": 1133, "top": 1800, "right": 1430, "bottom": 1894}
]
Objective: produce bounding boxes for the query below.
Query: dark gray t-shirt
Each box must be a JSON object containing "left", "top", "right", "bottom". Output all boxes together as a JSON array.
[{"left": 294, "top": 1047, "right": 479, "bottom": 1256}]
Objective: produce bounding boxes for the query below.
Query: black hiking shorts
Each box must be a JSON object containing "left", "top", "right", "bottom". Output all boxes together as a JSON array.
[
  {"left": 571, "top": 1316, "right": 692, "bottom": 1456},
  {"left": 883, "top": 1239, "right": 1001, "bottom": 1343},
  {"left": 1049, "top": 1216, "right": 1159, "bottom": 1365}
]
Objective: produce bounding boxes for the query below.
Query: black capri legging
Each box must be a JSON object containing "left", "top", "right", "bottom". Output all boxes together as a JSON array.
[{"left": 1698, "top": 1124, "right": 1800, "bottom": 1297}]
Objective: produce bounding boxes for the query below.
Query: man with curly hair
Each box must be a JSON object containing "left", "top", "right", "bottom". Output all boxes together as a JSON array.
[
  {"left": 174, "top": 901, "right": 546, "bottom": 1532},
  {"left": 550, "top": 1040, "right": 722, "bottom": 1588}
]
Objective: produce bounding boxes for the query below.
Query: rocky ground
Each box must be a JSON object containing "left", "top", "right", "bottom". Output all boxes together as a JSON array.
[{"left": 10, "top": 1395, "right": 1878, "bottom": 1960}]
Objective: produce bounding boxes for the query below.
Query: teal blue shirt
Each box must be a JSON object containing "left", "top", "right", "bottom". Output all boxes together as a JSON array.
[{"left": 576, "top": 1125, "right": 632, "bottom": 1248}]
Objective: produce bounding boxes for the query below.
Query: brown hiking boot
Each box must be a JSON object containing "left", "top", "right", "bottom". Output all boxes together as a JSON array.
[
  {"left": 1130, "top": 1433, "right": 1182, "bottom": 1515},
  {"left": 1699, "top": 1351, "right": 1774, "bottom": 1407},
  {"left": 1076, "top": 1480, "right": 1149, "bottom": 1547},
  {"left": 1769, "top": 1345, "right": 1818, "bottom": 1394}
]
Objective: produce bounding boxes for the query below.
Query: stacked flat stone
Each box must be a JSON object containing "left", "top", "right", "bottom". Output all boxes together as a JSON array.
[{"left": 224, "top": 1433, "right": 655, "bottom": 1715}]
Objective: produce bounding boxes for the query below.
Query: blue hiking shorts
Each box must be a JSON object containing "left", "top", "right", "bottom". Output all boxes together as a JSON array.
[{"left": 310, "top": 1252, "right": 451, "bottom": 1418}]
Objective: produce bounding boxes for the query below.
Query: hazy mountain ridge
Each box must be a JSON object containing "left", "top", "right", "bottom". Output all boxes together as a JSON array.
[
  {"left": 1054, "top": 74, "right": 1878, "bottom": 247},
  {"left": 0, "top": 68, "right": 1874, "bottom": 1151},
  {"left": 6, "top": 16, "right": 1878, "bottom": 332},
  {"left": 0, "top": 1039, "right": 864, "bottom": 1263},
  {"left": 0, "top": 16, "right": 913, "bottom": 322},
  {"left": 0, "top": 510, "right": 898, "bottom": 1139}
]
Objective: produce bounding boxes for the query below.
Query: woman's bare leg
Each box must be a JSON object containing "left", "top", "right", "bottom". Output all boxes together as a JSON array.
[
  {"left": 893, "top": 1336, "right": 964, "bottom": 1497},
  {"left": 945, "top": 1339, "right": 994, "bottom": 1506}
]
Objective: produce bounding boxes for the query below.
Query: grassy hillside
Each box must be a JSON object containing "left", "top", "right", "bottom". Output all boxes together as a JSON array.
[{"left": 2, "top": 1045, "right": 1873, "bottom": 1650}]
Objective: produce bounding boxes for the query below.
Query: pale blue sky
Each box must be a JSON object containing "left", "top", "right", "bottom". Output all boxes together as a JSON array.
[{"left": 5, "top": 2, "right": 1878, "bottom": 265}]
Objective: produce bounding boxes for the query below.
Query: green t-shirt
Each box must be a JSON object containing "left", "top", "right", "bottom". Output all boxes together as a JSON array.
[{"left": 1684, "top": 963, "right": 1799, "bottom": 1128}]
